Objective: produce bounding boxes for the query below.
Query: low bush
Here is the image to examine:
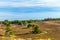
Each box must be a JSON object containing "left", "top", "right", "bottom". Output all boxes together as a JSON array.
[{"left": 32, "top": 25, "right": 42, "bottom": 34}]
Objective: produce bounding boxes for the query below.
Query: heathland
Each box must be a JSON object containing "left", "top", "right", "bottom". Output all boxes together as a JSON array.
[{"left": 0, "top": 18, "right": 60, "bottom": 40}]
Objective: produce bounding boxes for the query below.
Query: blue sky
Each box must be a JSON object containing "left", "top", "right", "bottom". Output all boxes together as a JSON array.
[{"left": 0, "top": 0, "right": 60, "bottom": 20}]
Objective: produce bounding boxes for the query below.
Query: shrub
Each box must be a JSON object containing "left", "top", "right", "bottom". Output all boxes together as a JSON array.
[
  {"left": 27, "top": 24, "right": 32, "bottom": 28},
  {"left": 32, "top": 25, "right": 41, "bottom": 34},
  {"left": 27, "top": 24, "right": 36, "bottom": 28},
  {"left": 21, "top": 21, "right": 28, "bottom": 27},
  {"left": 5, "top": 21, "right": 15, "bottom": 37},
  {"left": 3, "top": 20, "right": 10, "bottom": 25}
]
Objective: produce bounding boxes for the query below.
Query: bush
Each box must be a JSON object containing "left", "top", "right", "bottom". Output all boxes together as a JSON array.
[
  {"left": 27, "top": 24, "right": 36, "bottom": 28},
  {"left": 5, "top": 21, "right": 15, "bottom": 37},
  {"left": 27, "top": 24, "right": 32, "bottom": 28},
  {"left": 27, "top": 24, "right": 41, "bottom": 34},
  {"left": 32, "top": 25, "right": 41, "bottom": 34},
  {"left": 21, "top": 21, "right": 28, "bottom": 27},
  {"left": 10, "top": 20, "right": 22, "bottom": 25},
  {"left": 3, "top": 20, "right": 10, "bottom": 25}
]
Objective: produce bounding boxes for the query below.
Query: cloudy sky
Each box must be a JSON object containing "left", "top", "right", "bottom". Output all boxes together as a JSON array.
[{"left": 0, "top": 0, "right": 60, "bottom": 20}]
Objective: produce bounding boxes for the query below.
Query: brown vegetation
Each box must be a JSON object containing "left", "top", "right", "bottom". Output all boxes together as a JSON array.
[{"left": 0, "top": 20, "right": 60, "bottom": 40}]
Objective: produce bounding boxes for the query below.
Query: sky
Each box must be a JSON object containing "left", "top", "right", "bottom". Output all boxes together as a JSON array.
[{"left": 0, "top": 0, "right": 60, "bottom": 20}]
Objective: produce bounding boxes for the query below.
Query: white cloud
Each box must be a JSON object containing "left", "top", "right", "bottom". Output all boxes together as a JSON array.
[
  {"left": 0, "top": 0, "right": 60, "bottom": 7},
  {"left": 0, "top": 2, "right": 44, "bottom": 7}
]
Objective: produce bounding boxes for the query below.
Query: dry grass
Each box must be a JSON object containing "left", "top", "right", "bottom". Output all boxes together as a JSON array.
[
  {"left": 0, "top": 20, "right": 60, "bottom": 40},
  {"left": 0, "top": 36, "right": 52, "bottom": 40}
]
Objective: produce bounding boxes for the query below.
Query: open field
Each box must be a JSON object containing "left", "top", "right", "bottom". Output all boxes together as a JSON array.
[{"left": 0, "top": 20, "right": 60, "bottom": 40}]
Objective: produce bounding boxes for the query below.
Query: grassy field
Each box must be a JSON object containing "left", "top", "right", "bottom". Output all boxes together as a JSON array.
[{"left": 0, "top": 19, "right": 60, "bottom": 40}]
